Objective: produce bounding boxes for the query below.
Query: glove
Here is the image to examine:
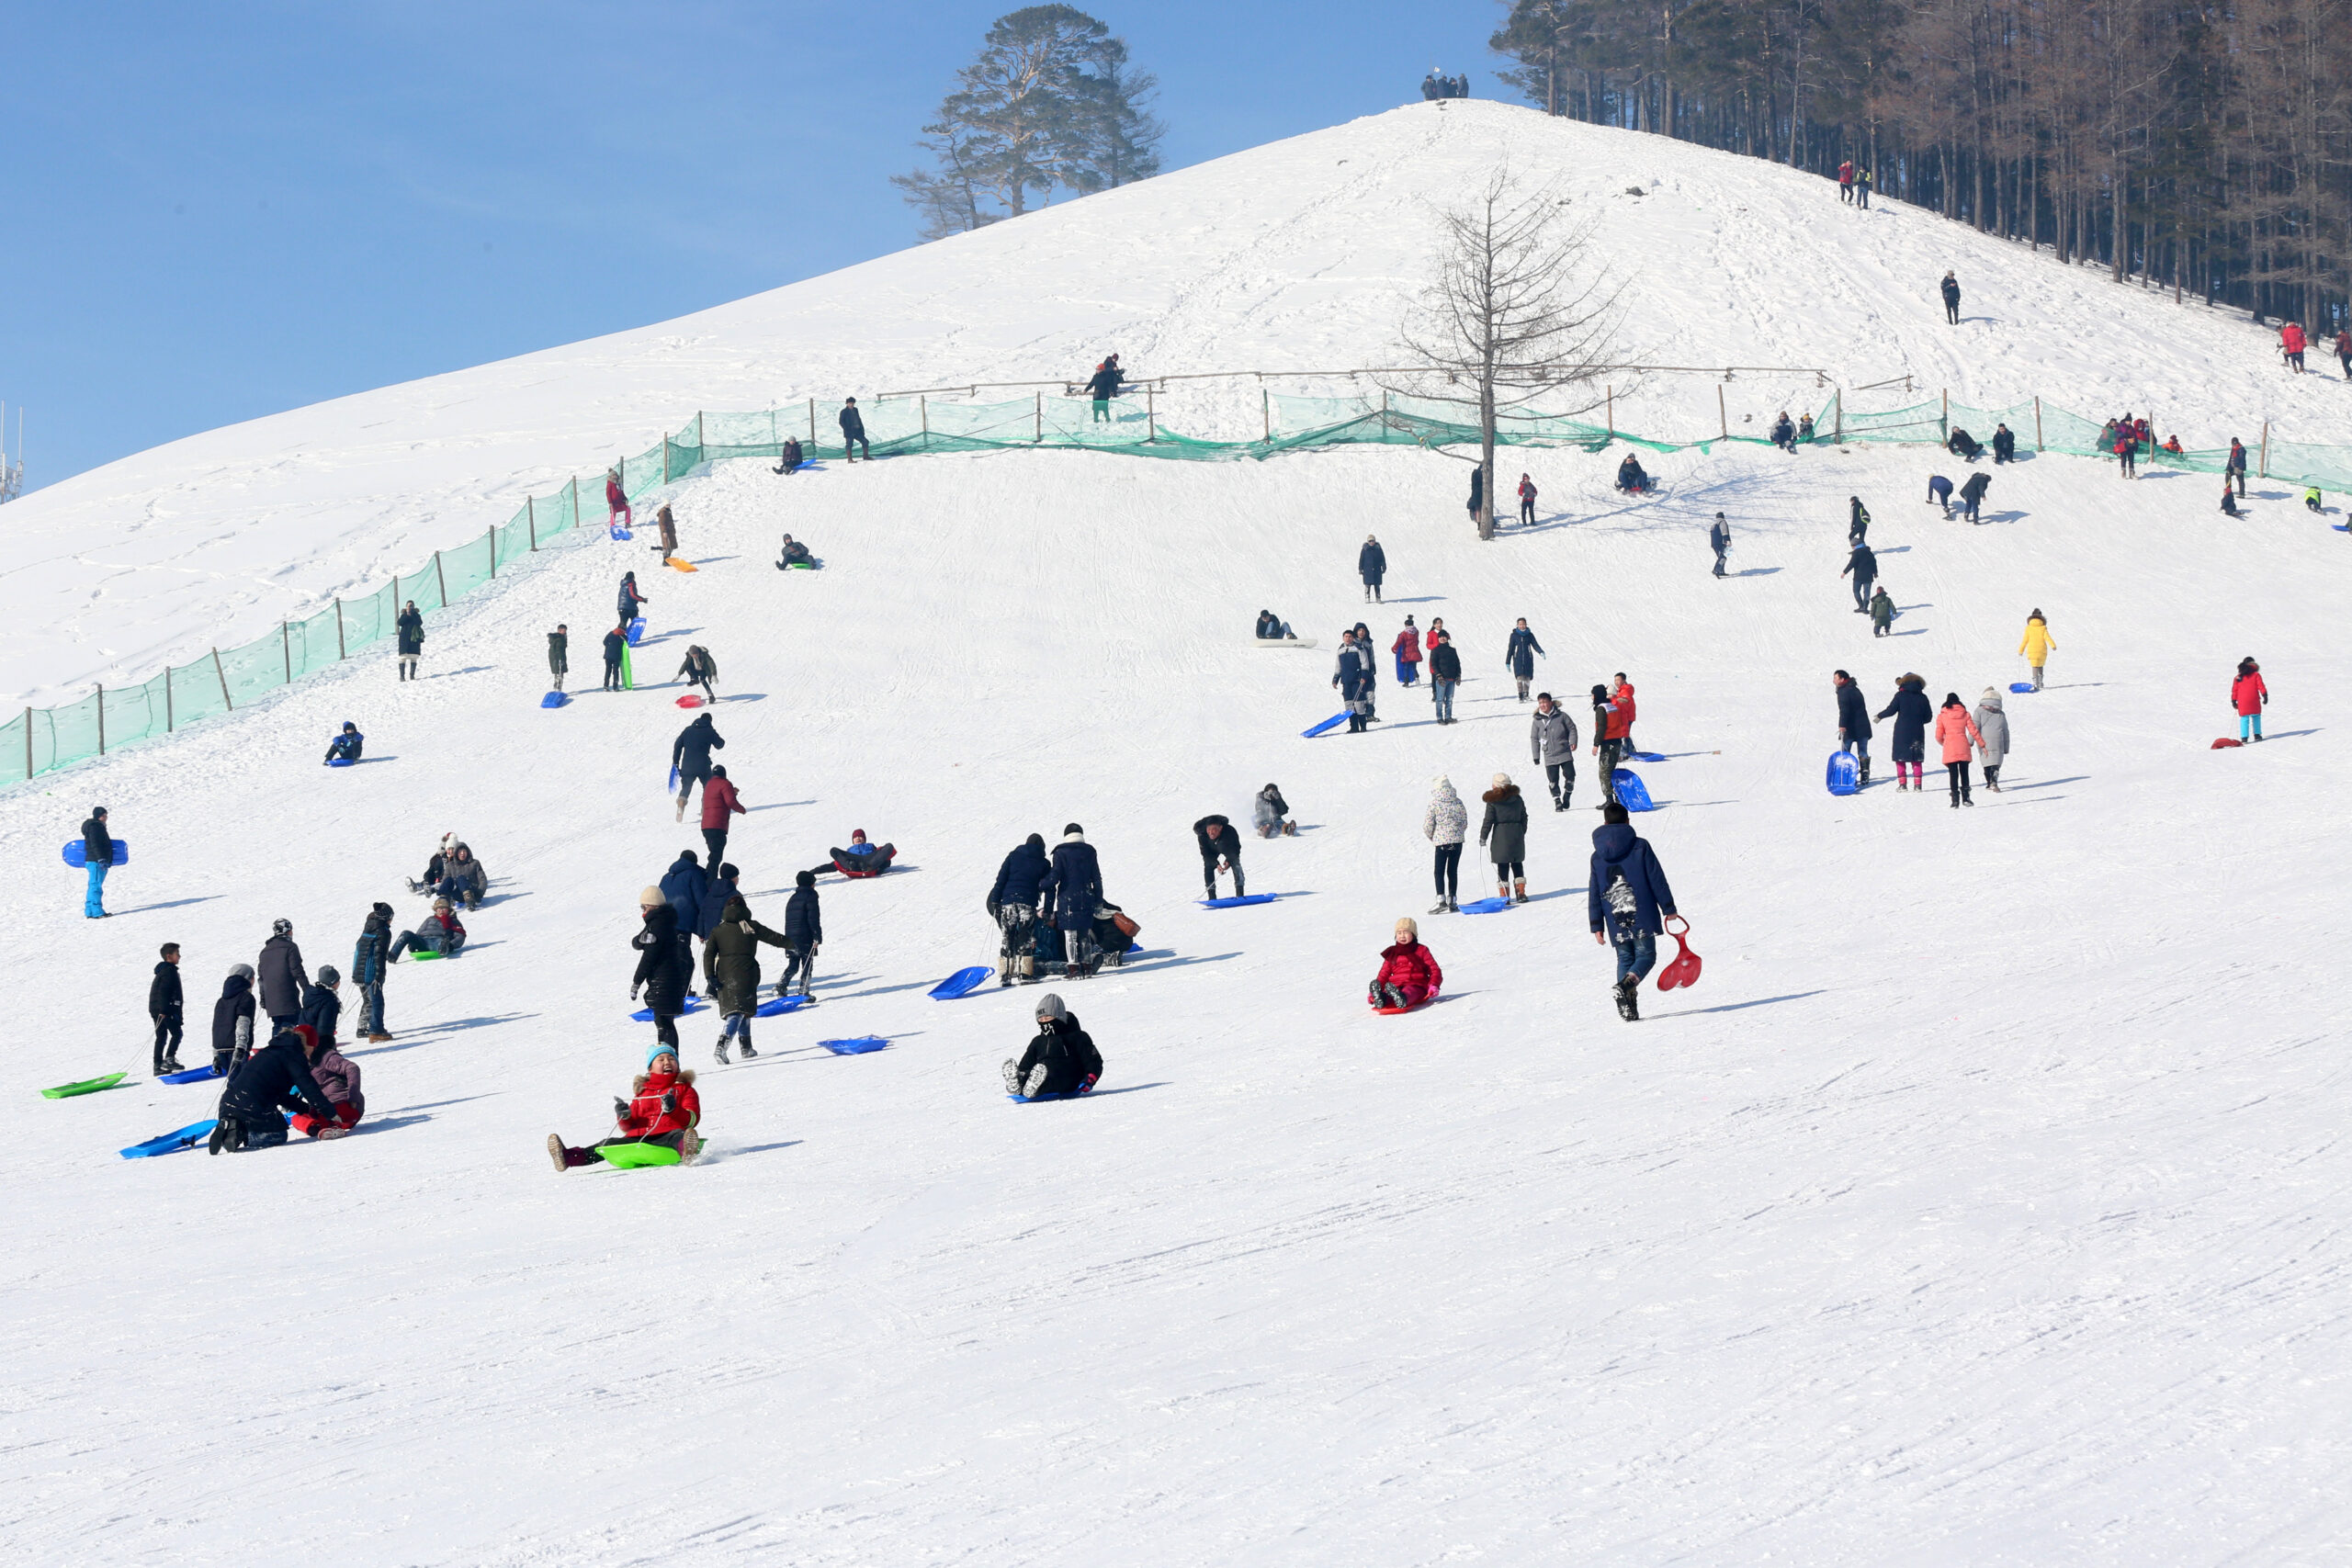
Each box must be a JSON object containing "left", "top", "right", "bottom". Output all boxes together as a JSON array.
[
  {"left": 630, "top": 984, "right": 641, "bottom": 1001},
  {"left": 987, "top": 899, "right": 1000, "bottom": 919},
  {"left": 1078, "top": 1074, "right": 1098, "bottom": 1094},
  {"left": 613, "top": 1097, "right": 629, "bottom": 1122},
  {"left": 660, "top": 1090, "right": 680, "bottom": 1114}
]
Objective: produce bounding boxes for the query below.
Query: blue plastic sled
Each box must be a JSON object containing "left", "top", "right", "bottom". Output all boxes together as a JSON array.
[
  {"left": 120, "top": 1120, "right": 218, "bottom": 1159},
  {"left": 1826, "top": 750, "right": 1860, "bottom": 796},
  {"left": 1302, "top": 713, "right": 1350, "bottom": 739},
  {"left": 630, "top": 995, "right": 707, "bottom": 1022},
  {"left": 1201, "top": 894, "right": 1276, "bottom": 908},
  {"left": 1456, "top": 896, "right": 1514, "bottom": 913},
  {"left": 1611, "top": 769, "right": 1656, "bottom": 811},
  {"left": 820, "top": 1036, "right": 888, "bottom": 1055},
  {"left": 928, "top": 965, "right": 993, "bottom": 1001},
  {"left": 755, "top": 995, "right": 808, "bottom": 1018},
  {"left": 610, "top": 526, "right": 634, "bottom": 541},
  {"left": 667, "top": 764, "right": 679, "bottom": 792},
  {"left": 541, "top": 691, "right": 570, "bottom": 708},
  {"left": 626, "top": 617, "right": 647, "bottom": 646},
  {"left": 162, "top": 1065, "right": 223, "bottom": 1085},
  {"left": 327, "top": 757, "right": 358, "bottom": 768},
  {"left": 2009, "top": 682, "right": 2035, "bottom": 694},
  {"left": 1626, "top": 751, "right": 1668, "bottom": 762},
  {"left": 62, "top": 840, "right": 129, "bottom": 868}
]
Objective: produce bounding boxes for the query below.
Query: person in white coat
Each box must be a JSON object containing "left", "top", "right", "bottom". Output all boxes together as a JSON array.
[
  {"left": 1424, "top": 774, "right": 1469, "bottom": 914},
  {"left": 1973, "top": 687, "right": 2011, "bottom": 792}
]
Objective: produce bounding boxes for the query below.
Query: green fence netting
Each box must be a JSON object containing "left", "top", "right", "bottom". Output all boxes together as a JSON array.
[{"left": 12, "top": 385, "right": 2346, "bottom": 787}]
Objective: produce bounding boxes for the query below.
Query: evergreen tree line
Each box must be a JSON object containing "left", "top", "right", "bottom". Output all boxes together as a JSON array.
[
  {"left": 1491, "top": 0, "right": 2352, "bottom": 331},
  {"left": 895, "top": 5, "right": 1164, "bottom": 241}
]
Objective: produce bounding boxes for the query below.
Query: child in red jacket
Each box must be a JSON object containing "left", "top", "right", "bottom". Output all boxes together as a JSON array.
[
  {"left": 548, "top": 1045, "right": 702, "bottom": 1170},
  {"left": 2233, "top": 657, "right": 2269, "bottom": 741},
  {"left": 1370, "top": 918, "right": 1443, "bottom": 1010}
]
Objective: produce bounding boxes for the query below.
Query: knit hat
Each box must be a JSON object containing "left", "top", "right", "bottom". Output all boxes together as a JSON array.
[
  {"left": 272, "top": 918, "right": 291, "bottom": 937},
  {"left": 317, "top": 965, "right": 340, "bottom": 987},
  {"left": 640, "top": 886, "right": 664, "bottom": 907},
  {"left": 1395, "top": 916, "right": 1419, "bottom": 940},
  {"left": 1491, "top": 773, "right": 1511, "bottom": 789},
  {"left": 850, "top": 829, "right": 867, "bottom": 843},
  {"left": 1035, "top": 992, "right": 1069, "bottom": 1022},
  {"left": 230, "top": 963, "right": 254, "bottom": 981},
  {"left": 1432, "top": 773, "right": 1451, "bottom": 788},
  {"left": 647, "top": 1043, "right": 679, "bottom": 1070}
]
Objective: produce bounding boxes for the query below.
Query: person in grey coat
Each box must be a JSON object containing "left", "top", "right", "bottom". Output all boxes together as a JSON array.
[
  {"left": 1358, "top": 536, "right": 1386, "bottom": 603},
  {"left": 1709, "top": 513, "right": 1730, "bottom": 577},
  {"left": 256, "top": 919, "right": 309, "bottom": 1029},
  {"left": 1972, "top": 687, "right": 2011, "bottom": 792},
  {"left": 1530, "top": 693, "right": 1579, "bottom": 811},
  {"left": 1479, "top": 773, "right": 1532, "bottom": 905}
]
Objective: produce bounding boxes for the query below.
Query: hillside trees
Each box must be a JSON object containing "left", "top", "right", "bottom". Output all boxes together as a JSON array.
[{"left": 893, "top": 6, "right": 1165, "bottom": 241}]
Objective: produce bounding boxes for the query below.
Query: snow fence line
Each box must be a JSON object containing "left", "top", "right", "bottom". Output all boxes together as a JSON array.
[{"left": 5, "top": 388, "right": 2335, "bottom": 788}]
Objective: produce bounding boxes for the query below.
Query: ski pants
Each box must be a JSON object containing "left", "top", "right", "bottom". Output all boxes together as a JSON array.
[
  {"left": 153, "top": 1011, "right": 182, "bottom": 1069},
  {"left": 85, "top": 860, "right": 107, "bottom": 918},
  {"left": 2241, "top": 712, "right": 2264, "bottom": 740},
  {"left": 1947, "top": 761, "right": 1973, "bottom": 802},
  {"left": 1432, "top": 842, "right": 1462, "bottom": 899},
  {"left": 719, "top": 1011, "right": 753, "bottom": 1048},
  {"left": 1545, "top": 761, "right": 1575, "bottom": 807},
  {"left": 702, "top": 827, "right": 729, "bottom": 870},
  {"left": 1850, "top": 573, "right": 1873, "bottom": 609},
  {"left": 1596, "top": 740, "right": 1624, "bottom": 802},
  {"left": 1713, "top": 547, "right": 1726, "bottom": 577},
  {"left": 357, "top": 981, "right": 385, "bottom": 1035},
  {"left": 1202, "top": 851, "right": 1243, "bottom": 897},
  {"left": 1432, "top": 678, "right": 1456, "bottom": 721},
  {"left": 996, "top": 906, "right": 1036, "bottom": 980},
  {"left": 1610, "top": 921, "right": 1657, "bottom": 985},
  {"left": 780, "top": 944, "right": 816, "bottom": 998},
  {"left": 650, "top": 1011, "right": 679, "bottom": 1051}
]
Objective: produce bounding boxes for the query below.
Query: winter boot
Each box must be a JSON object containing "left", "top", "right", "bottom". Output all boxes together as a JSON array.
[
  {"left": 1498, "top": 882, "right": 1511, "bottom": 902},
  {"left": 1859, "top": 758, "right": 1871, "bottom": 784},
  {"left": 1023, "top": 1063, "right": 1052, "bottom": 1098},
  {"left": 209, "top": 1119, "right": 232, "bottom": 1156},
  {"left": 1614, "top": 976, "right": 1641, "bottom": 1022},
  {"left": 715, "top": 1037, "right": 730, "bottom": 1066},
  {"left": 1430, "top": 899, "right": 1451, "bottom": 915},
  {"left": 1283, "top": 821, "right": 1296, "bottom": 836},
  {"left": 678, "top": 1129, "right": 702, "bottom": 1165},
  {"left": 739, "top": 1038, "right": 758, "bottom": 1058},
  {"left": 1512, "top": 880, "right": 1529, "bottom": 905},
  {"left": 1002, "top": 1060, "right": 1025, "bottom": 1095},
  {"left": 548, "top": 1135, "right": 575, "bottom": 1175}
]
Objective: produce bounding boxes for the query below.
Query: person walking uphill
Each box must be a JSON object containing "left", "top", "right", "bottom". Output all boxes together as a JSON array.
[
  {"left": 703, "top": 892, "right": 787, "bottom": 1064},
  {"left": 1043, "top": 826, "right": 1106, "bottom": 978},
  {"left": 1589, "top": 802, "right": 1678, "bottom": 1022},
  {"left": 989, "top": 833, "right": 1051, "bottom": 987},
  {"left": 1425, "top": 774, "right": 1468, "bottom": 913},
  {"left": 1870, "top": 584, "right": 1895, "bottom": 636},
  {"left": 1973, "top": 688, "right": 2010, "bottom": 792},
  {"left": 631, "top": 888, "right": 692, "bottom": 1054},
  {"left": 1479, "top": 773, "right": 1532, "bottom": 905},
  {"left": 1194, "top": 815, "right": 1245, "bottom": 899},
  {"left": 1359, "top": 536, "right": 1386, "bottom": 604},
  {"left": 2018, "top": 611, "right": 2055, "bottom": 691},
  {"left": 700, "top": 764, "right": 744, "bottom": 869},
  {"left": 1506, "top": 618, "right": 1544, "bottom": 702},
  {"left": 672, "top": 711, "right": 725, "bottom": 822},
  {"left": 1835, "top": 671, "right": 1873, "bottom": 784},
  {"left": 840, "top": 397, "right": 871, "bottom": 461},
  {"left": 1843, "top": 540, "right": 1878, "bottom": 611},
  {"left": 617, "top": 571, "right": 648, "bottom": 626},
  {"left": 1935, "top": 693, "right": 1984, "bottom": 806},
  {"left": 1710, "top": 513, "right": 1731, "bottom": 577},
  {"left": 1532, "top": 694, "right": 1579, "bottom": 812},
  {"left": 149, "top": 942, "right": 185, "bottom": 1075},
  {"left": 1940, "top": 270, "right": 1962, "bottom": 325},
  {"left": 2233, "top": 657, "right": 2269, "bottom": 741},
  {"left": 81, "top": 805, "right": 113, "bottom": 919},
  {"left": 1427, "top": 630, "right": 1462, "bottom": 723},
  {"left": 396, "top": 601, "right": 424, "bottom": 682},
  {"left": 1391, "top": 619, "right": 1422, "bottom": 687},
  {"left": 547, "top": 625, "right": 569, "bottom": 693},
  {"left": 1877, "top": 673, "right": 1932, "bottom": 791},
  {"left": 257, "top": 919, "right": 308, "bottom": 1030}
]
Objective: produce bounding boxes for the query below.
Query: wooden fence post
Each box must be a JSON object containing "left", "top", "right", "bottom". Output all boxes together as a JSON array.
[
  {"left": 1606, "top": 386, "right": 1613, "bottom": 439},
  {"left": 1261, "top": 387, "right": 1271, "bottom": 442},
  {"left": 527, "top": 495, "right": 537, "bottom": 551},
  {"left": 1382, "top": 389, "right": 1391, "bottom": 442},
  {"left": 280, "top": 621, "right": 290, "bottom": 682},
  {"left": 2259, "top": 420, "right": 2270, "bottom": 477},
  {"left": 662, "top": 436, "right": 673, "bottom": 485},
  {"left": 25, "top": 705, "right": 34, "bottom": 780},
  {"left": 808, "top": 399, "right": 816, "bottom": 449},
  {"left": 434, "top": 550, "right": 447, "bottom": 604},
  {"left": 695, "top": 411, "right": 705, "bottom": 451},
  {"left": 570, "top": 476, "right": 580, "bottom": 529},
  {"left": 486, "top": 525, "right": 496, "bottom": 577},
  {"left": 165, "top": 666, "right": 174, "bottom": 732},
  {"left": 96, "top": 684, "right": 105, "bottom": 755},
  {"left": 1035, "top": 391, "right": 1042, "bottom": 442},
  {"left": 1833, "top": 389, "right": 1842, "bottom": 443},
  {"left": 1147, "top": 386, "right": 1157, "bottom": 443},
  {"left": 213, "top": 649, "right": 232, "bottom": 710},
  {"left": 335, "top": 600, "right": 345, "bottom": 660},
  {"left": 1940, "top": 389, "right": 1949, "bottom": 440},
  {"left": 1717, "top": 384, "right": 1727, "bottom": 439},
  {"left": 921, "top": 395, "right": 929, "bottom": 450},
  {"left": 2034, "top": 396, "right": 2044, "bottom": 452}
]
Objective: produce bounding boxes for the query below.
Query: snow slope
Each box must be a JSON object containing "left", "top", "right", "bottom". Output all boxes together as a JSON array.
[
  {"left": 9, "top": 428, "right": 2352, "bottom": 1564},
  {"left": 8, "top": 99, "right": 2343, "bottom": 707}
]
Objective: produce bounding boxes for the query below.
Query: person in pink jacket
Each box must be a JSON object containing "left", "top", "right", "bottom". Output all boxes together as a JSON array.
[
  {"left": 2233, "top": 657, "right": 2268, "bottom": 741},
  {"left": 1934, "top": 691, "right": 1984, "bottom": 807},
  {"left": 1391, "top": 618, "right": 1423, "bottom": 687},
  {"left": 605, "top": 467, "right": 633, "bottom": 528}
]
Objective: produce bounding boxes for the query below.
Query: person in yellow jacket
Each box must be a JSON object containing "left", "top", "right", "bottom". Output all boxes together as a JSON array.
[{"left": 2018, "top": 610, "right": 2056, "bottom": 691}]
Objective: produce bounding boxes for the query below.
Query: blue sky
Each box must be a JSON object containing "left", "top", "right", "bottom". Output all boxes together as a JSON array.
[{"left": 5, "top": 1, "right": 1514, "bottom": 491}]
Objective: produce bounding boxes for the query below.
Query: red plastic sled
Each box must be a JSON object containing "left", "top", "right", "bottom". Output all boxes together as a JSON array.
[
  {"left": 1655, "top": 916, "right": 1702, "bottom": 991},
  {"left": 2211, "top": 738, "right": 2244, "bottom": 750},
  {"left": 675, "top": 694, "right": 704, "bottom": 708},
  {"left": 1374, "top": 985, "right": 1440, "bottom": 1015}
]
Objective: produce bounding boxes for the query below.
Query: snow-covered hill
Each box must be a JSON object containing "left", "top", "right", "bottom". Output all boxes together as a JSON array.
[
  {"left": 7, "top": 99, "right": 2339, "bottom": 708},
  {"left": 10, "top": 102, "right": 2352, "bottom": 1566}
]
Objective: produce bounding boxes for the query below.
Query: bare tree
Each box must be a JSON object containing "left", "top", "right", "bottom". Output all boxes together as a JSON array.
[{"left": 1395, "top": 172, "right": 1626, "bottom": 539}]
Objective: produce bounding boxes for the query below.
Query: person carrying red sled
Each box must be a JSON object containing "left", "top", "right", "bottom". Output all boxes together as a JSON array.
[
  {"left": 2233, "top": 657, "right": 2269, "bottom": 741},
  {"left": 548, "top": 1044, "right": 701, "bottom": 1170},
  {"left": 1370, "top": 918, "right": 1442, "bottom": 1010}
]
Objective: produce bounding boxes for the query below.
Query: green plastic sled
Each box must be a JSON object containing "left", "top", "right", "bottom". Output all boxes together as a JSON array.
[
  {"left": 409, "top": 948, "right": 445, "bottom": 962},
  {"left": 598, "top": 1141, "right": 682, "bottom": 1168},
  {"left": 43, "top": 1072, "right": 128, "bottom": 1100}
]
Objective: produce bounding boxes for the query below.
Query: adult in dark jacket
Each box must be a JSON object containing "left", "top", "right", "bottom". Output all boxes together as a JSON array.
[
  {"left": 1193, "top": 815, "right": 1245, "bottom": 899},
  {"left": 1531, "top": 694, "right": 1579, "bottom": 810},
  {"left": 602, "top": 626, "right": 628, "bottom": 691},
  {"left": 352, "top": 903, "right": 392, "bottom": 1042},
  {"left": 1709, "top": 513, "right": 1731, "bottom": 577},
  {"left": 81, "top": 806, "right": 112, "bottom": 919},
  {"left": 675, "top": 645, "right": 718, "bottom": 702},
  {"left": 1333, "top": 634, "right": 1374, "bottom": 732},
  {"left": 657, "top": 850, "right": 704, "bottom": 932},
  {"left": 1842, "top": 542, "right": 1877, "bottom": 610},
  {"left": 694, "top": 863, "right": 741, "bottom": 941},
  {"left": 780, "top": 871, "right": 822, "bottom": 999},
  {"left": 547, "top": 626, "right": 569, "bottom": 691},
  {"left": 434, "top": 843, "right": 487, "bottom": 909},
  {"left": 1467, "top": 466, "right": 1484, "bottom": 526},
  {"left": 617, "top": 572, "right": 647, "bottom": 625},
  {"left": 631, "top": 890, "right": 692, "bottom": 1052},
  {"left": 1427, "top": 631, "right": 1462, "bottom": 723},
  {"left": 1479, "top": 773, "right": 1532, "bottom": 904},
  {"left": 298, "top": 966, "right": 343, "bottom": 1046},
  {"left": 1834, "top": 670, "right": 1874, "bottom": 784},
  {"left": 149, "top": 943, "right": 185, "bottom": 1075},
  {"left": 1506, "top": 619, "right": 1544, "bottom": 701},
  {"left": 1589, "top": 804, "right": 1679, "bottom": 1021},
  {"left": 1002, "top": 993, "right": 1103, "bottom": 1099},
  {"left": 211, "top": 964, "right": 258, "bottom": 1077},
  {"left": 989, "top": 833, "right": 1052, "bottom": 985},
  {"left": 673, "top": 713, "right": 725, "bottom": 820},
  {"left": 209, "top": 1024, "right": 339, "bottom": 1154},
  {"left": 703, "top": 894, "right": 787, "bottom": 1063},
  {"left": 1991, "top": 424, "right": 2017, "bottom": 464},
  {"left": 839, "top": 397, "right": 871, "bottom": 460},
  {"left": 1940, "top": 270, "right": 1962, "bottom": 324},
  {"left": 1875, "top": 673, "right": 1932, "bottom": 790},
  {"left": 1358, "top": 536, "right": 1386, "bottom": 603},
  {"left": 396, "top": 603, "right": 424, "bottom": 680},
  {"left": 1086, "top": 358, "right": 1124, "bottom": 421},
  {"left": 1849, "top": 496, "right": 1871, "bottom": 545},
  {"left": 257, "top": 920, "right": 308, "bottom": 1028},
  {"left": 1957, "top": 471, "right": 1991, "bottom": 523},
  {"left": 1043, "top": 827, "right": 1105, "bottom": 976},
  {"left": 325, "top": 723, "right": 364, "bottom": 764}
]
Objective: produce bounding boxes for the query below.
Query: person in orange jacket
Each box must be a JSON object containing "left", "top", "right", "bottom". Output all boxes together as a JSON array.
[
  {"left": 2233, "top": 657, "right": 2269, "bottom": 741},
  {"left": 1935, "top": 692, "right": 1984, "bottom": 807},
  {"left": 548, "top": 1044, "right": 701, "bottom": 1169},
  {"left": 2281, "top": 321, "right": 2308, "bottom": 372}
]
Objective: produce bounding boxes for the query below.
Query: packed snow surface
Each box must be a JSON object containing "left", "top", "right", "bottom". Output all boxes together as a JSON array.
[{"left": 9, "top": 103, "right": 2352, "bottom": 1567}]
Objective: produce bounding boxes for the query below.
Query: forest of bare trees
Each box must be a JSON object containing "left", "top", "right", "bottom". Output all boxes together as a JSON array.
[{"left": 1491, "top": 1, "right": 2352, "bottom": 332}]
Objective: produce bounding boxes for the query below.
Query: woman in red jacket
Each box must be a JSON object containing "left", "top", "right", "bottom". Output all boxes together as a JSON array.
[
  {"left": 1391, "top": 618, "right": 1422, "bottom": 687},
  {"left": 2233, "top": 657, "right": 2268, "bottom": 741},
  {"left": 1517, "top": 472, "right": 1538, "bottom": 526},
  {"left": 1370, "top": 917, "right": 1442, "bottom": 1010},
  {"left": 605, "top": 467, "right": 633, "bottom": 527},
  {"left": 548, "top": 1045, "right": 702, "bottom": 1170}
]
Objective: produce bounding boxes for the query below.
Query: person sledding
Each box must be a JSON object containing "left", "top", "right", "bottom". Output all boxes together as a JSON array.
[
  {"left": 1614, "top": 452, "right": 1654, "bottom": 494},
  {"left": 1253, "top": 783, "right": 1295, "bottom": 838},
  {"left": 390, "top": 898, "right": 467, "bottom": 961},
  {"left": 824, "top": 829, "right": 897, "bottom": 877},
  {"left": 1369, "top": 917, "right": 1442, "bottom": 1010},
  {"left": 772, "top": 435, "right": 805, "bottom": 476},
  {"left": 323, "top": 722, "right": 364, "bottom": 764},
  {"left": 675, "top": 645, "right": 718, "bottom": 703},
  {"left": 776, "top": 533, "right": 815, "bottom": 569},
  {"left": 1002, "top": 993, "right": 1102, "bottom": 1099},
  {"left": 548, "top": 1044, "right": 702, "bottom": 1170},
  {"left": 1194, "top": 814, "right": 1246, "bottom": 899},
  {"left": 412, "top": 840, "right": 486, "bottom": 908},
  {"left": 208, "top": 1024, "right": 341, "bottom": 1154}
]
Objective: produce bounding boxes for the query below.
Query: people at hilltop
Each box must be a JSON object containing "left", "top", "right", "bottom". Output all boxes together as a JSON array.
[
  {"left": 1770, "top": 411, "right": 1796, "bottom": 450},
  {"left": 1838, "top": 160, "right": 1855, "bottom": 203},
  {"left": 1003, "top": 993, "right": 1102, "bottom": 1100},
  {"left": 2233, "top": 657, "right": 2268, "bottom": 741},
  {"left": 548, "top": 1045, "right": 702, "bottom": 1170},
  {"left": 1506, "top": 617, "right": 1544, "bottom": 702},
  {"left": 1947, "top": 426, "right": 1984, "bottom": 462},
  {"left": 2336, "top": 327, "right": 2352, "bottom": 378},
  {"left": 324, "top": 722, "right": 364, "bottom": 764},
  {"left": 840, "top": 397, "right": 871, "bottom": 461},
  {"left": 396, "top": 601, "right": 424, "bottom": 682},
  {"left": 1799, "top": 412, "right": 1816, "bottom": 441},
  {"left": 1359, "top": 534, "right": 1386, "bottom": 603},
  {"left": 1940, "top": 270, "right": 1962, "bottom": 324},
  {"left": 2113, "top": 422, "right": 2139, "bottom": 478},
  {"left": 1370, "top": 918, "right": 1442, "bottom": 1010},
  {"left": 1876, "top": 673, "right": 1932, "bottom": 791},
  {"left": 672, "top": 711, "right": 724, "bottom": 822},
  {"left": 1614, "top": 452, "right": 1654, "bottom": 494},
  {"left": 208, "top": 1023, "right": 341, "bottom": 1154},
  {"left": 1589, "top": 802, "right": 1678, "bottom": 1023}
]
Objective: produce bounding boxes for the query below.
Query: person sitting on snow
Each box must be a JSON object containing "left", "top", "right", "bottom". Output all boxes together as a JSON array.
[
  {"left": 823, "top": 829, "right": 897, "bottom": 878},
  {"left": 1001, "top": 992, "right": 1102, "bottom": 1100},
  {"left": 2305, "top": 487, "right": 2324, "bottom": 513},
  {"left": 430, "top": 843, "right": 487, "bottom": 908},
  {"left": 390, "top": 898, "right": 467, "bottom": 961},
  {"left": 1946, "top": 426, "right": 1984, "bottom": 462},
  {"left": 1255, "top": 610, "right": 1283, "bottom": 639},
  {"left": 412, "top": 833, "right": 460, "bottom": 892},
  {"left": 294, "top": 1025, "right": 364, "bottom": 1139},
  {"left": 208, "top": 1024, "right": 341, "bottom": 1154},
  {"left": 1614, "top": 453, "right": 1652, "bottom": 494},
  {"left": 1253, "top": 783, "right": 1295, "bottom": 838},
  {"left": 324, "top": 722, "right": 364, "bottom": 764},
  {"left": 1770, "top": 412, "right": 1795, "bottom": 451},
  {"left": 548, "top": 1045, "right": 702, "bottom": 1169},
  {"left": 776, "top": 534, "right": 815, "bottom": 569},
  {"left": 1797, "top": 412, "right": 1815, "bottom": 442},
  {"left": 773, "top": 435, "right": 805, "bottom": 476},
  {"left": 2221, "top": 479, "right": 2244, "bottom": 517},
  {"left": 1370, "top": 917, "right": 1443, "bottom": 1010},
  {"left": 1992, "top": 423, "right": 2018, "bottom": 463}
]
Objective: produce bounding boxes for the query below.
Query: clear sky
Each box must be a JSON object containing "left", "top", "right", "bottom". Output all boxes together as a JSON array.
[{"left": 4, "top": 1, "right": 1514, "bottom": 491}]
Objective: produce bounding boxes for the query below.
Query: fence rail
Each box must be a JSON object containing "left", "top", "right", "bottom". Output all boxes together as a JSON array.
[{"left": 7, "top": 382, "right": 2338, "bottom": 788}]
